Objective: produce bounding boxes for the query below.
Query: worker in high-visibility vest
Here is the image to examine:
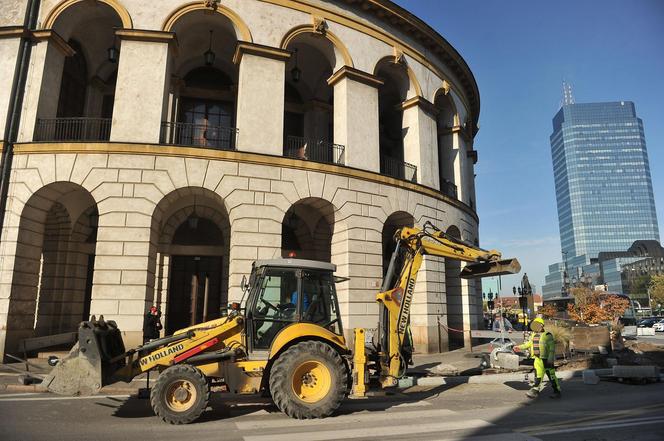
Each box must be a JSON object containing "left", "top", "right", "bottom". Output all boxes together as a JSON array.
[{"left": 514, "top": 317, "right": 561, "bottom": 399}]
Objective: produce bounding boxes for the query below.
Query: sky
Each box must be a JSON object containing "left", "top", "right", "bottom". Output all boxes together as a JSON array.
[{"left": 393, "top": 0, "right": 664, "bottom": 296}]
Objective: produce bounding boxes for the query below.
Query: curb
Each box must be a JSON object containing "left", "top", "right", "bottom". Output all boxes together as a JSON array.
[{"left": 415, "top": 370, "right": 580, "bottom": 387}]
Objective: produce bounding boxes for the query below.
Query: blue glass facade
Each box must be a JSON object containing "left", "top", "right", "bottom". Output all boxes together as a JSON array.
[{"left": 551, "top": 101, "right": 659, "bottom": 257}]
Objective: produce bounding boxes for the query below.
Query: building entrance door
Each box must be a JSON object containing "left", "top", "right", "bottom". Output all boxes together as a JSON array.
[{"left": 166, "top": 255, "right": 223, "bottom": 334}]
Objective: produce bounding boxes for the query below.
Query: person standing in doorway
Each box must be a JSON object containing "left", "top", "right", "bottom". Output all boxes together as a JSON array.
[{"left": 143, "top": 306, "right": 163, "bottom": 343}]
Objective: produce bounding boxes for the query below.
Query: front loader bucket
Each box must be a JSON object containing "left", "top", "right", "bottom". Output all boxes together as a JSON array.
[
  {"left": 460, "top": 258, "right": 521, "bottom": 279},
  {"left": 42, "top": 316, "right": 126, "bottom": 396}
]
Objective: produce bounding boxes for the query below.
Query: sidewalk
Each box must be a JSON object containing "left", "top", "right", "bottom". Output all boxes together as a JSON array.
[{"left": 1, "top": 344, "right": 496, "bottom": 394}]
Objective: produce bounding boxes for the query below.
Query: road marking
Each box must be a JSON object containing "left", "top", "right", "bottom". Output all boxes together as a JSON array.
[
  {"left": 0, "top": 394, "right": 130, "bottom": 402},
  {"left": 242, "top": 419, "right": 494, "bottom": 441},
  {"left": 519, "top": 402, "right": 664, "bottom": 432},
  {"left": 527, "top": 417, "right": 664, "bottom": 436},
  {"left": 430, "top": 433, "right": 541, "bottom": 441},
  {"left": 235, "top": 408, "right": 455, "bottom": 430}
]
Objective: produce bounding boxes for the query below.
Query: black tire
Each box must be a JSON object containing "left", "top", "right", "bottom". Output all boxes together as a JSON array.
[
  {"left": 269, "top": 341, "right": 347, "bottom": 419},
  {"left": 150, "top": 364, "right": 210, "bottom": 424}
]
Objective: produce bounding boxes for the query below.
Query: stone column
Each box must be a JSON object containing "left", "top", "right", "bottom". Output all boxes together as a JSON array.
[
  {"left": 402, "top": 97, "right": 440, "bottom": 189},
  {"left": 0, "top": 30, "right": 23, "bottom": 138},
  {"left": 17, "top": 31, "right": 74, "bottom": 142},
  {"left": 233, "top": 43, "right": 291, "bottom": 156},
  {"left": 329, "top": 67, "right": 383, "bottom": 172},
  {"left": 331, "top": 214, "right": 383, "bottom": 340},
  {"left": 110, "top": 30, "right": 175, "bottom": 144},
  {"left": 410, "top": 254, "right": 447, "bottom": 352}
]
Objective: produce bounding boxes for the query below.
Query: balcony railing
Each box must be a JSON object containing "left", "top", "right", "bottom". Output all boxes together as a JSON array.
[
  {"left": 440, "top": 179, "right": 458, "bottom": 199},
  {"left": 380, "top": 155, "right": 417, "bottom": 182},
  {"left": 284, "top": 136, "right": 345, "bottom": 165},
  {"left": 34, "top": 118, "right": 111, "bottom": 142},
  {"left": 160, "top": 121, "right": 237, "bottom": 150}
]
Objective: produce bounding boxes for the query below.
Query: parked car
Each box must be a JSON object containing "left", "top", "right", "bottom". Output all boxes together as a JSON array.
[
  {"left": 637, "top": 317, "right": 660, "bottom": 328},
  {"left": 654, "top": 319, "right": 664, "bottom": 332}
]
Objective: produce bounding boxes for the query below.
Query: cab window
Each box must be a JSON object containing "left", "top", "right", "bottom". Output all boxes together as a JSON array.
[
  {"left": 252, "top": 269, "right": 298, "bottom": 349},
  {"left": 301, "top": 270, "right": 342, "bottom": 335}
]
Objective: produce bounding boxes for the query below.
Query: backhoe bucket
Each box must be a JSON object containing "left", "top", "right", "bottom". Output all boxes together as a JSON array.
[
  {"left": 460, "top": 258, "right": 521, "bottom": 279},
  {"left": 42, "top": 316, "right": 126, "bottom": 396}
]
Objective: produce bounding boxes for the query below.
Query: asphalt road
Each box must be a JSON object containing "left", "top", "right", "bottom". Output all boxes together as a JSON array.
[{"left": 1, "top": 377, "right": 663, "bottom": 441}]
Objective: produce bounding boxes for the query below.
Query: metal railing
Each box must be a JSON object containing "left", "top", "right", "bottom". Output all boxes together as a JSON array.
[
  {"left": 34, "top": 118, "right": 111, "bottom": 141},
  {"left": 440, "top": 179, "right": 458, "bottom": 199},
  {"left": 284, "top": 136, "right": 345, "bottom": 165},
  {"left": 160, "top": 121, "right": 237, "bottom": 150},
  {"left": 380, "top": 155, "right": 417, "bottom": 182}
]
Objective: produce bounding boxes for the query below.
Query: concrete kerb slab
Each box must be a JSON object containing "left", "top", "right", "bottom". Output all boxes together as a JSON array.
[{"left": 414, "top": 369, "right": 581, "bottom": 387}]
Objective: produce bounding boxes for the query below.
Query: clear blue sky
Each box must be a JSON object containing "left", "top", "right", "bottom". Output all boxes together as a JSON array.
[{"left": 394, "top": 0, "right": 664, "bottom": 295}]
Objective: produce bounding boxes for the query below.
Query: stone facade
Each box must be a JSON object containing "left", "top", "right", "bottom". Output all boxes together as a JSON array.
[{"left": 0, "top": 0, "right": 482, "bottom": 357}]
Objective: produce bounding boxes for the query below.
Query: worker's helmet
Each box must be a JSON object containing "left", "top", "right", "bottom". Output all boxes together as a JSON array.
[{"left": 529, "top": 316, "right": 545, "bottom": 332}]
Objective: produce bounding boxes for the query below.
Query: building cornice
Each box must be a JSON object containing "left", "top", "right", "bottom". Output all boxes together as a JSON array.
[
  {"left": 115, "top": 29, "right": 177, "bottom": 44},
  {"left": 0, "top": 26, "right": 27, "bottom": 39},
  {"left": 31, "top": 30, "right": 75, "bottom": 56},
  {"left": 400, "top": 96, "right": 438, "bottom": 117},
  {"left": 13, "top": 142, "right": 479, "bottom": 222},
  {"left": 327, "top": 66, "right": 384, "bottom": 88},
  {"left": 233, "top": 42, "right": 292, "bottom": 65}
]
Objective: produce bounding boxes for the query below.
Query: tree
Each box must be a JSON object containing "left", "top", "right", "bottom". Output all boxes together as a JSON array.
[
  {"left": 538, "top": 303, "right": 558, "bottom": 318},
  {"left": 566, "top": 290, "right": 629, "bottom": 324},
  {"left": 650, "top": 275, "right": 664, "bottom": 311}
]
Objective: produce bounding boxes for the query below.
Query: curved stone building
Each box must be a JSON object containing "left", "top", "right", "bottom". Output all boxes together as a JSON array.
[{"left": 0, "top": 0, "right": 482, "bottom": 357}]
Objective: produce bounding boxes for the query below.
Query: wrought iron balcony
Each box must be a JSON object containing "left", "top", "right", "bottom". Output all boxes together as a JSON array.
[
  {"left": 440, "top": 179, "right": 458, "bottom": 199},
  {"left": 284, "top": 136, "right": 345, "bottom": 165},
  {"left": 380, "top": 155, "right": 417, "bottom": 182},
  {"left": 160, "top": 121, "right": 237, "bottom": 150},
  {"left": 34, "top": 118, "right": 111, "bottom": 142}
]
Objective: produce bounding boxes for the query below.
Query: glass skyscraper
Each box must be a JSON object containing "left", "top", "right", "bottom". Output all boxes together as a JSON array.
[{"left": 551, "top": 101, "right": 659, "bottom": 258}]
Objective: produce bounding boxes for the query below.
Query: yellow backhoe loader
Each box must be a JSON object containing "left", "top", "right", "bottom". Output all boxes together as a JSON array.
[{"left": 42, "top": 221, "right": 520, "bottom": 424}]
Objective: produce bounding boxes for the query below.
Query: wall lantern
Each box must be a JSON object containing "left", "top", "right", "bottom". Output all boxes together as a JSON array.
[
  {"left": 204, "top": 30, "right": 215, "bottom": 66},
  {"left": 107, "top": 35, "right": 119, "bottom": 63}
]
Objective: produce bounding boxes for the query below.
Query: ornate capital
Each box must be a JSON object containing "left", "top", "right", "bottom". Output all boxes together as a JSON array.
[
  {"left": 393, "top": 47, "right": 407, "bottom": 66},
  {"left": 204, "top": 0, "right": 220, "bottom": 11},
  {"left": 312, "top": 16, "right": 329, "bottom": 35},
  {"left": 441, "top": 80, "right": 451, "bottom": 95}
]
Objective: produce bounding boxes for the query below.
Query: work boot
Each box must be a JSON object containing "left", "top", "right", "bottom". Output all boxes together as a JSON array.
[
  {"left": 549, "top": 391, "right": 561, "bottom": 399},
  {"left": 526, "top": 387, "right": 540, "bottom": 399}
]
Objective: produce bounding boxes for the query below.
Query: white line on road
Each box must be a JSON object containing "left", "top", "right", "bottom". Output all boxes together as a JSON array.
[
  {"left": 527, "top": 417, "right": 664, "bottom": 436},
  {"left": 242, "top": 419, "right": 494, "bottom": 441},
  {"left": 0, "top": 394, "right": 129, "bottom": 402},
  {"left": 429, "top": 433, "right": 541, "bottom": 441},
  {"left": 235, "top": 407, "right": 455, "bottom": 430}
]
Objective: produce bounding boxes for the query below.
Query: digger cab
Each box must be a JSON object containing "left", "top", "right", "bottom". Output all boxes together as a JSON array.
[{"left": 244, "top": 259, "right": 344, "bottom": 353}]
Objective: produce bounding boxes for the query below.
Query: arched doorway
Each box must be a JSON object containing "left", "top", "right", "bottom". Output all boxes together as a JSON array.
[
  {"left": 283, "top": 33, "right": 338, "bottom": 164},
  {"left": 153, "top": 188, "right": 230, "bottom": 334},
  {"left": 163, "top": 10, "right": 239, "bottom": 150},
  {"left": 5, "top": 183, "right": 98, "bottom": 353},
  {"left": 445, "top": 225, "right": 464, "bottom": 350},
  {"left": 434, "top": 91, "right": 458, "bottom": 199},
  {"left": 381, "top": 211, "right": 415, "bottom": 281},
  {"left": 35, "top": 1, "right": 121, "bottom": 141},
  {"left": 281, "top": 198, "right": 334, "bottom": 262},
  {"left": 375, "top": 59, "right": 411, "bottom": 180}
]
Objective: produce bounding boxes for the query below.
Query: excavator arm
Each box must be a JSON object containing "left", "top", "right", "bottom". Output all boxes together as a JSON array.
[{"left": 374, "top": 221, "right": 520, "bottom": 386}]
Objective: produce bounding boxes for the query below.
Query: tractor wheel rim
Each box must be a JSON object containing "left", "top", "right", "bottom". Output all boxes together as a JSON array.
[
  {"left": 165, "top": 380, "right": 197, "bottom": 412},
  {"left": 291, "top": 360, "right": 332, "bottom": 404}
]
